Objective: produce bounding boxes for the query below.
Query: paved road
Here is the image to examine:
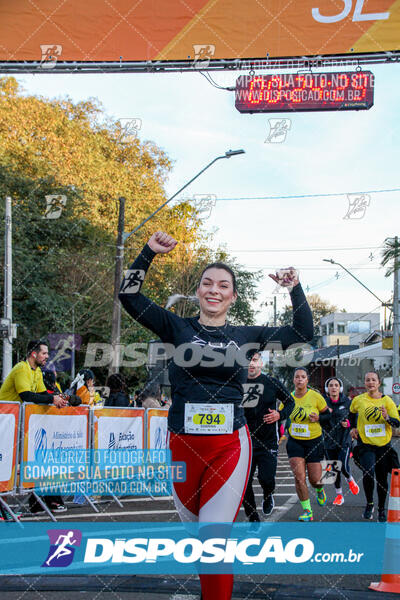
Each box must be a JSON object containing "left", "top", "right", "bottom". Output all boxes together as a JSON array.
[{"left": 3, "top": 438, "right": 399, "bottom": 599}]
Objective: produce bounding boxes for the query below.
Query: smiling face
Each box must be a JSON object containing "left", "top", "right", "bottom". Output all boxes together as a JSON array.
[{"left": 197, "top": 267, "right": 237, "bottom": 321}]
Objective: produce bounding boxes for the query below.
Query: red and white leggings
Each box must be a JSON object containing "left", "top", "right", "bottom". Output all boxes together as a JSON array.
[{"left": 168, "top": 426, "right": 252, "bottom": 600}]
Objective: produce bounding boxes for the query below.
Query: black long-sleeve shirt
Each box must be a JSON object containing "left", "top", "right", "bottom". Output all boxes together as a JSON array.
[
  {"left": 119, "top": 244, "right": 313, "bottom": 434},
  {"left": 243, "top": 373, "right": 293, "bottom": 449},
  {"left": 323, "top": 393, "right": 352, "bottom": 450}
]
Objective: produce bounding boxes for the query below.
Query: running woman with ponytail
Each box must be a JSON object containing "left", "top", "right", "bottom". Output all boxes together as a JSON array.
[
  {"left": 287, "top": 367, "right": 331, "bottom": 521},
  {"left": 323, "top": 377, "right": 359, "bottom": 506},
  {"left": 350, "top": 371, "right": 400, "bottom": 522},
  {"left": 119, "top": 232, "right": 313, "bottom": 600}
]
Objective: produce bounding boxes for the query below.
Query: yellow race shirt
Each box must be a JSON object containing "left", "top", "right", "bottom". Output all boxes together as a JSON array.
[
  {"left": 0, "top": 360, "right": 46, "bottom": 402},
  {"left": 350, "top": 393, "right": 399, "bottom": 446},
  {"left": 289, "top": 389, "right": 327, "bottom": 440}
]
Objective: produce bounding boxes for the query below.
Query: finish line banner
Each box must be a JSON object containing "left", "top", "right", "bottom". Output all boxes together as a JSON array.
[
  {"left": 0, "top": 522, "right": 397, "bottom": 575},
  {"left": 0, "top": 1, "right": 399, "bottom": 62}
]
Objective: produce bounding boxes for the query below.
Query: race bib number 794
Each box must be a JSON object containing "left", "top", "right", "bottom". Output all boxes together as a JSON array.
[{"left": 184, "top": 403, "right": 233, "bottom": 434}]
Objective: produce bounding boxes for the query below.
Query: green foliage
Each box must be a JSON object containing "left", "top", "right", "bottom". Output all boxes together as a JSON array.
[
  {"left": 381, "top": 237, "right": 400, "bottom": 277},
  {"left": 0, "top": 78, "right": 263, "bottom": 392}
]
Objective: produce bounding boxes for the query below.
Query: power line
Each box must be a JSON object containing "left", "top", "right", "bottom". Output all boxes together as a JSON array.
[
  {"left": 231, "top": 245, "right": 383, "bottom": 253},
  {"left": 209, "top": 188, "right": 400, "bottom": 203}
]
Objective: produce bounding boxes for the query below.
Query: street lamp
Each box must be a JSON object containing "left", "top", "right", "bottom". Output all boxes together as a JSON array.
[
  {"left": 109, "top": 150, "right": 246, "bottom": 374},
  {"left": 123, "top": 149, "right": 245, "bottom": 242},
  {"left": 324, "top": 256, "right": 399, "bottom": 400},
  {"left": 322, "top": 258, "right": 391, "bottom": 308}
]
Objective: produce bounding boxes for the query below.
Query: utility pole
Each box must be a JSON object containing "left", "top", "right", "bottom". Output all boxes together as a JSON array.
[
  {"left": 2, "top": 197, "right": 12, "bottom": 381},
  {"left": 109, "top": 197, "right": 125, "bottom": 375},
  {"left": 392, "top": 236, "right": 400, "bottom": 403},
  {"left": 273, "top": 296, "right": 277, "bottom": 327}
]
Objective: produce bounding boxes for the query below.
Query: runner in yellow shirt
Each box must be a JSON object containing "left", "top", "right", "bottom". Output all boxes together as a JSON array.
[
  {"left": 350, "top": 371, "right": 400, "bottom": 522},
  {"left": 287, "top": 367, "right": 331, "bottom": 521}
]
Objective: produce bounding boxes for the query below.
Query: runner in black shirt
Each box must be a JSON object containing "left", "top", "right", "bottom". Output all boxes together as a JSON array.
[
  {"left": 120, "top": 231, "right": 313, "bottom": 600},
  {"left": 323, "top": 377, "right": 359, "bottom": 506},
  {"left": 242, "top": 351, "right": 293, "bottom": 521}
]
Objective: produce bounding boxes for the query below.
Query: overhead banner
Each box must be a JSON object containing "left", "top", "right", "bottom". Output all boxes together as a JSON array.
[
  {"left": 0, "top": 0, "right": 399, "bottom": 63},
  {"left": 0, "top": 402, "right": 20, "bottom": 493}
]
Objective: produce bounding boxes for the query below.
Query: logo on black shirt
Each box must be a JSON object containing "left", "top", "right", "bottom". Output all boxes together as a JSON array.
[
  {"left": 241, "top": 383, "right": 264, "bottom": 408},
  {"left": 191, "top": 335, "right": 240, "bottom": 350},
  {"left": 121, "top": 270, "right": 145, "bottom": 294}
]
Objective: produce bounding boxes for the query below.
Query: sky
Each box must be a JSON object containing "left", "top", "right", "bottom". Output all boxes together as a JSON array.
[{"left": 17, "top": 61, "right": 400, "bottom": 326}]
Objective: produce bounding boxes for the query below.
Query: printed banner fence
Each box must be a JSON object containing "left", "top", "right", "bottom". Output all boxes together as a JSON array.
[
  {"left": 0, "top": 401, "right": 20, "bottom": 493},
  {"left": 146, "top": 408, "right": 168, "bottom": 451},
  {"left": 20, "top": 403, "right": 91, "bottom": 491},
  {"left": 17, "top": 405, "right": 174, "bottom": 498}
]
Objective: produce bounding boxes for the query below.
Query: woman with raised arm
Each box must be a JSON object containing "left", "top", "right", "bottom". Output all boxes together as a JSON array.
[{"left": 119, "top": 231, "right": 313, "bottom": 600}]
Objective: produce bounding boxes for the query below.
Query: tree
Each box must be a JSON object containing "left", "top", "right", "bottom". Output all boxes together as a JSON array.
[
  {"left": 277, "top": 293, "right": 338, "bottom": 347},
  {"left": 0, "top": 78, "right": 263, "bottom": 391},
  {"left": 381, "top": 237, "right": 400, "bottom": 277}
]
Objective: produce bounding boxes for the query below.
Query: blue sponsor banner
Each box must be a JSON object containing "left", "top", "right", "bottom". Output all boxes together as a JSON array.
[
  {"left": 21, "top": 449, "right": 185, "bottom": 496},
  {"left": 0, "top": 522, "right": 395, "bottom": 575}
]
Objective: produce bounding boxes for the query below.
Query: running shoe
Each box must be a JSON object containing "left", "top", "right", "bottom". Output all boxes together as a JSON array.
[
  {"left": 378, "top": 509, "right": 387, "bottom": 523},
  {"left": 333, "top": 494, "right": 344, "bottom": 506},
  {"left": 363, "top": 503, "right": 374, "bottom": 520},
  {"left": 0, "top": 510, "right": 22, "bottom": 522},
  {"left": 50, "top": 503, "right": 67, "bottom": 513},
  {"left": 316, "top": 488, "right": 327, "bottom": 506},
  {"left": 262, "top": 495, "right": 275, "bottom": 516},
  {"left": 248, "top": 512, "right": 260, "bottom": 522},
  {"left": 248, "top": 512, "right": 261, "bottom": 532},
  {"left": 298, "top": 509, "right": 313, "bottom": 522},
  {"left": 348, "top": 480, "right": 360, "bottom": 495}
]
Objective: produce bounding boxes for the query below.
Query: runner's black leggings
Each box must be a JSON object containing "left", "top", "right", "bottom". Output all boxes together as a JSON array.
[
  {"left": 325, "top": 446, "right": 351, "bottom": 490},
  {"left": 357, "top": 442, "right": 390, "bottom": 509}
]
